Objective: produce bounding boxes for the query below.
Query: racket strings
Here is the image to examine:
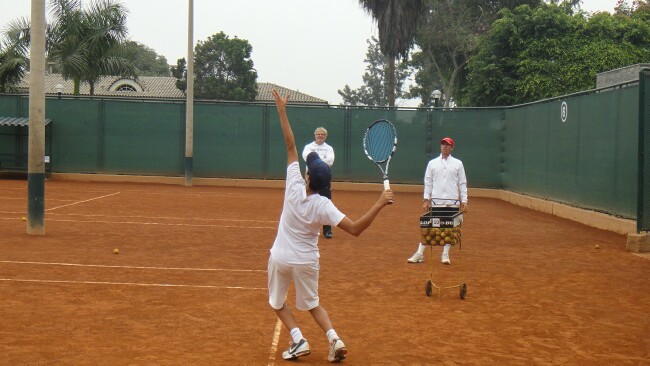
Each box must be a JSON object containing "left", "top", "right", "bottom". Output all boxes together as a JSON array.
[{"left": 365, "top": 122, "right": 396, "bottom": 163}]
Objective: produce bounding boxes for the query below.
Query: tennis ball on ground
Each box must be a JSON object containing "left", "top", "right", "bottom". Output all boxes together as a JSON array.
[
  {"left": 113, "top": 248, "right": 119, "bottom": 254},
  {"left": 595, "top": 244, "right": 600, "bottom": 249},
  {"left": 21, "top": 216, "right": 26, "bottom": 221}
]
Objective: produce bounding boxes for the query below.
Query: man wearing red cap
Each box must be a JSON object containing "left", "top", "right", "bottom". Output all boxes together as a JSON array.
[{"left": 407, "top": 137, "right": 468, "bottom": 264}]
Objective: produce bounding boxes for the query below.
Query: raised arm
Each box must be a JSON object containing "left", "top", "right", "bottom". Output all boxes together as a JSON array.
[
  {"left": 337, "top": 189, "right": 394, "bottom": 236},
  {"left": 272, "top": 89, "right": 298, "bottom": 165}
]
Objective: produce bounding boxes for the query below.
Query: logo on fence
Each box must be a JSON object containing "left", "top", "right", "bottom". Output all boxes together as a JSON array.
[{"left": 561, "top": 101, "right": 568, "bottom": 123}]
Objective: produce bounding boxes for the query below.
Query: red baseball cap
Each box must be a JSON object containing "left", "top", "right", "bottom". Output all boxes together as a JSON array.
[{"left": 440, "top": 137, "right": 455, "bottom": 147}]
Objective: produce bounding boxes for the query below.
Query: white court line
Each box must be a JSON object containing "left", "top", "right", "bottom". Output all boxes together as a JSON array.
[
  {"left": 43, "top": 218, "right": 277, "bottom": 229},
  {"left": 0, "top": 197, "right": 79, "bottom": 202},
  {"left": 0, "top": 260, "right": 266, "bottom": 273},
  {"left": 0, "top": 278, "right": 265, "bottom": 290},
  {"left": 0, "top": 216, "right": 278, "bottom": 228},
  {"left": 2, "top": 211, "right": 278, "bottom": 223},
  {"left": 268, "top": 319, "right": 283, "bottom": 366},
  {"left": 45, "top": 192, "right": 121, "bottom": 211},
  {"left": 0, "top": 211, "right": 279, "bottom": 226}
]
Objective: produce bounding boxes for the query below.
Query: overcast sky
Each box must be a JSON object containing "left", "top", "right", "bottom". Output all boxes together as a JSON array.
[{"left": 0, "top": 0, "right": 620, "bottom": 106}]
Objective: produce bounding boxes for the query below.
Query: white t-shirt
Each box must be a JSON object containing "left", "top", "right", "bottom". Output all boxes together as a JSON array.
[{"left": 270, "top": 161, "right": 345, "bottom": 267}]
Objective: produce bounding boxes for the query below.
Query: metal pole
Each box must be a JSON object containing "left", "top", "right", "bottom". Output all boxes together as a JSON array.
[
  {"left": 184, "top": 0, "right": 194, "bottom": 186},
  {"left": 27, "top": 0, "right": 46, "bottom": 235},
  {"left": 638, "top": 69, "right": 649, "bottom": 233}
]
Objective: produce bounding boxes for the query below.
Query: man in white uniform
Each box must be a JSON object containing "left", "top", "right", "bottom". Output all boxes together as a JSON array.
[
  {"left": 268, "top": 89, "right": 393, "bottom": 362},
  {"left": 407, "top": 137, "right": 468, "bottom": 265},
  {"left": 302, "top": 127, "right": 335, "bottom": 238}
]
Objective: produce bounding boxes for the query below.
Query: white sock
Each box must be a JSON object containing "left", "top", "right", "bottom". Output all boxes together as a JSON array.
[
  {"left": 290, "top": 328, "right": 304, "bottom": 343},
  {"left": 443, "top": 244, "right": 451, "bottom": 256},
  {"left": 417, "top": 243, "right": 426, "bottom": 255},
  {"left": 326, "top": 329, "right": 339, "bottom": 343}
]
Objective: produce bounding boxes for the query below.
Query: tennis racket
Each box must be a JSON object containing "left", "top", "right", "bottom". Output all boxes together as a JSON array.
[{"left": 363, "top": 119, "right": 397, "bottom": 203}]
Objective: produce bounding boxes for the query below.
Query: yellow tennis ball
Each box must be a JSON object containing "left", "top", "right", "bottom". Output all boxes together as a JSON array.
[
  {"left": 113, "top": 248, "right": 119, "bottom": 254},
  {"left": 21, "top": 217, "right": 26, "bottom": 221},
  {"left": 595, "top": 244, "right": 600, "bottom": 249}
]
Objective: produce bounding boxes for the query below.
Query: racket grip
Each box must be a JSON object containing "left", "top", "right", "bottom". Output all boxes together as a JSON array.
[{"left": 383, "top": 179, "right": 393, "bottom": 205}]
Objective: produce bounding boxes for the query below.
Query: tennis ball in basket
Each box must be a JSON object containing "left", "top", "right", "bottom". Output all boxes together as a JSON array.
[{"left": 113, "top": 248, "right": 119, "bottom": 254}]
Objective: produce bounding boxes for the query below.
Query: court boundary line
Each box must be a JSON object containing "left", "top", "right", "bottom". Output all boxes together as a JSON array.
[
  {"left": 0, "top": 260, "right": 266, "bottom": 272},
  {"left": 268, "top": 319, "right": 283, "bottom": 366},
  {"left": 0, "top": 211, "right": 279, "bottom": 223},
  {"left": 46, "top": 192, "right": 121, "bottom": 211},
  {"left": 42, "top": 218, "right": 277, "bottom": 229},
  {"left": 0, "top": 278, "right": 265, "bottom": 290},
  {"left": 0, "top": 216, "right": 278, "bottom": 229}
]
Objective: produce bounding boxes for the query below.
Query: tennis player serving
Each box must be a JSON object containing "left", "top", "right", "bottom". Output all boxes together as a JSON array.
[{"left": 267, "top": 89, "right": 394, "bottom": 362}]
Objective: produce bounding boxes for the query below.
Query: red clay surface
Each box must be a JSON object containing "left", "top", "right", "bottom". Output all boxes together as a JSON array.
[{"left": 0, "top": 179, "right": 648, "bottom": 365}]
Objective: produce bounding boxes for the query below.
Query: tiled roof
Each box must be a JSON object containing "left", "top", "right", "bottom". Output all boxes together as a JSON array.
[
  {"left": 17, "top": 74, "right": 329, "bottom": 104},
  {"left": 0, "top": 117, "right": 53, "bottom": 126},
  {"left": 17, "top": 73, "right": 185, "bottom": 99},
  {"left": 256, "top": 82, "right": 328, "bottom": 104}
]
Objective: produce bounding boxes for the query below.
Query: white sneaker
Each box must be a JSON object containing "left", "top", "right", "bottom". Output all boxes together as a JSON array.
[
  {"left": 407, "top": 252, "right": 424, "bottom": 263},
  {"left": 441, "top": 253, "right": 451, "bottom": 265},
  {"left": 282, "top": 338, "right": 311, "bottom": 360},
  {"left": 328, "top": 338, "right": 347, "bottom": 362}
]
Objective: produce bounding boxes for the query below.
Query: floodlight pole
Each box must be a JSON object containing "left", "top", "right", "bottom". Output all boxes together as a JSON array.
[
  {"left": 27, "top": 0, "right": 46, "bottom": 235},
  {"left": 184, "top": 0, "right": 194, "bottom": 186}
]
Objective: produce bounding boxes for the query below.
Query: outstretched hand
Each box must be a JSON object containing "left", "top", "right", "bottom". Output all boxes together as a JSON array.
[{"left": 271, "top": 89, "right": 289, "bottom": 110}]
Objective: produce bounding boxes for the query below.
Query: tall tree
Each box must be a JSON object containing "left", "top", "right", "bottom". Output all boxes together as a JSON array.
[
  {"left": 48, "top": 0, "right": 135, "bottom": 95},
  {"left": 122, "top": 41, "right": 170, "bottom": 76},
  {"left": 0, "top": 0, "right": 136, "bottom": 95},
  {"left": 0, "top": 17, "right": 31, "bottom": 93},
  {"left": 171, "top": 57, "right": 187, "bottom": 93},
  {"left": 410, "top": 0, "right": 543, "bottom": 107},
  {"left": 463, "top": 2, "right": 650, "bottom": 106},
  {"left": 614, "top": 0, "right": 650, "bottom": 15},
  {"left": 193, "top": 31, "right": 257, "bottom": 101},
  {"left": 358, "top": 0, "right": 427, "bottom": 107},
  {"left": 338, "top": 37, "right": 410, "bottom": 106}
]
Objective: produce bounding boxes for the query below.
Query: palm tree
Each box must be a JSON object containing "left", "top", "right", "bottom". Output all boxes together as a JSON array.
[
  {"left": 0, "top": 17, "right": 31, "bottom": 93},
  {"left": 0, "top": 0, "right": 135, "bottom": 96},
  {"left": 358, "top": 0, "right": 427, "bottom": 107},
  {"left": 48, "top": 0, "right": 135, "bottom": 95}
]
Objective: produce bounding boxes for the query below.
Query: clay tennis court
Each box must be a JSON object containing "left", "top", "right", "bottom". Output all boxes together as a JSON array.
[{"left": 1, "top": 178, "right": 648, "bottom": 365}]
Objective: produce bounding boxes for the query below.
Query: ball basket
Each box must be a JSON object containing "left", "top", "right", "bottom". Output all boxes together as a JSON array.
[{"left": 419, "top": 207, "right": 467, "bottom": 299}]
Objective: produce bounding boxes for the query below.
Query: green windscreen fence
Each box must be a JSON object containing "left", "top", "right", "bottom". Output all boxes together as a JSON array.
[
  {"left": 103, "top": 100, "right": 184, "bottom": 175},
  {"left": 640, "top": 71, "right": 650, "bottom": 232},
  {"left": 0, "top": 86, "right": 645, "bottom": 228},
  {"left": 504, "top": 87, "right": 638, "bottom": 219}
]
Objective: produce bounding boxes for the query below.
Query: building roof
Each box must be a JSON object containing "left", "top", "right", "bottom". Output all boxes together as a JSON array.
[
  {"left": 17, "top": 74, "right": 329, "bottom": 105},
  {"left": 0, "top": 117, "right": 53, "bottom": 127},
  {"left": 256, "top": 82, "right": 328, "bottom": 104}
]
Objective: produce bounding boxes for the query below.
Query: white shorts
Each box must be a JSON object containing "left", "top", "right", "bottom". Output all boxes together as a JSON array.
[{"left": 267, "top": 255, "right": 319, "bottom": 311}]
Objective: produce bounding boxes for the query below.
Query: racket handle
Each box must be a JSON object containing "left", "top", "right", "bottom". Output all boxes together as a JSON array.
[{"left": 383, "top": 179, "right": 393, "bottom": 205}]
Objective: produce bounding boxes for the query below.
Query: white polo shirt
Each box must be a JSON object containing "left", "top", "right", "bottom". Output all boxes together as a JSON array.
[
  {"left": 270, "top": 162, "right": 345, "bottom": 267},
  {"left": 423, "top": 154, "right": 468, "bottom": 206}
]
